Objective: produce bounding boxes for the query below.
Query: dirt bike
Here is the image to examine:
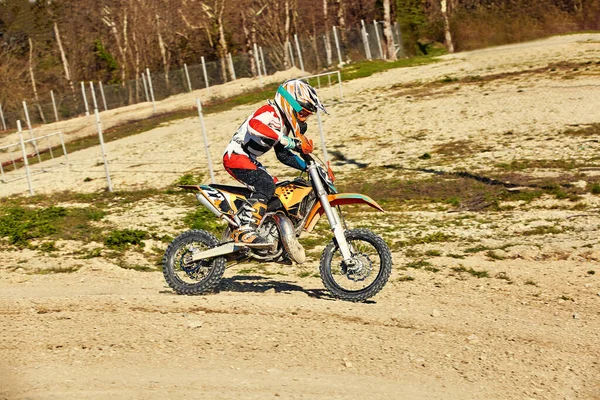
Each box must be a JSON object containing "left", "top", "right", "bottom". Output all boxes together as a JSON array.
[{"left": 162, "top": 136, "right": 392, "bottom": 302}]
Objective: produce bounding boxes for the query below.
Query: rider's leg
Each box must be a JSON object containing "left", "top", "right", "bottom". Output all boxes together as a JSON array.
[{"left": 223, "top": 154, "right": 275, "bottom": 247}]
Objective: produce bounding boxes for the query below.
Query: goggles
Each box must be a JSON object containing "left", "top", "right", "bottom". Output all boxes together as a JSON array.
[{"left": 297, "top": 108, "right": 313, "bottom": 121}]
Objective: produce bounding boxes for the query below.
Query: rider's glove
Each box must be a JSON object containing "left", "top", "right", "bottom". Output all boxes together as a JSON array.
[{"left": 281, "top": 135, "right": 297, "bottom": 150}]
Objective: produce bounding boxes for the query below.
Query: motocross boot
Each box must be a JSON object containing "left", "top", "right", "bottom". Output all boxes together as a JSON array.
[{"left": 231, "top": 199, "right": 271, "bottom": 248}]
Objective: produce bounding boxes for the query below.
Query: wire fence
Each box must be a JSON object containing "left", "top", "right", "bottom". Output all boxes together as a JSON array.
[{"left": 0, "top": 21, "right": 402, "bottom": 131}]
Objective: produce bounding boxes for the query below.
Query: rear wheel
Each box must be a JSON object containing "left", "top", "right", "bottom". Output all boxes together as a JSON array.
[
  {"left": 162, "top": 230, "right": 225, "bottom": 295},
  {"left": 320, "top": 228, "right": 392, "bottom": 302}
]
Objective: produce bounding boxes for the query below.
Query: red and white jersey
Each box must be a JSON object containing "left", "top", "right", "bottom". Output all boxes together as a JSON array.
[{"left": 224, "top": 102, "right": 291, "bottom": 160}]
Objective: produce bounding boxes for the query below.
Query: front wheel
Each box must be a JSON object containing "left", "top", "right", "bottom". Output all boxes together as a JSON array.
[
  {"left": 320, "top": 228, "right": 392, "bottom": 302},
  {"left": 162, "top": 230, "right": 226, "bottom": 295}
]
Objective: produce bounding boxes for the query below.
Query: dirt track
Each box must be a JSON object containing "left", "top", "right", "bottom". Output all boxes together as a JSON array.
[{"left": 1, "top": 34, "right": 600, "bottom": 399}]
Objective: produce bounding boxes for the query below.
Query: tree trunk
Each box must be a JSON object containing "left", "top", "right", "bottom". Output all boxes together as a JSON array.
[
  {"left": 215, "top": 0, "right": 229, "bottom": 82},
  {"left": 284, "top": 0, "right": 291, "bottom": 69},
  {"left": 241, "top": 11, "right": 258, "bottom": 77},
  {"left": 323, "top": 0, "right": 332, "bottom": 66},
  {"left": 335, "top": 0, "right": 347, "bottom": 46},
  {"left": 156, "top": 13, "right": 171, "bottom": 92},
  {"left": 440, "top": 0, "right": 454, "bottom": 53},
  {"left": 383, "top": 0, "right": 397, "bottom": 60},
  {"left": 53, "top": 21, "right": 75, "bottom": 95},
  {"left": 28, "top": 38, "right": 46, "bottom": 123}
]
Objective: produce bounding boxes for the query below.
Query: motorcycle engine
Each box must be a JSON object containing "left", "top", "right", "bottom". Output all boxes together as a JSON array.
[{"left": 253, "top": 218, "right": 281, "bottom": 258}]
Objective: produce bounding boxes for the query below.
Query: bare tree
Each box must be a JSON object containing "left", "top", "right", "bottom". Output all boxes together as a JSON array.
[
  {"left": 440, "top": 0, "right": 455, "bottom": 53},
  {"left": 52, "top": 20, "right": 75, "bottom": 94},
  {"left": 28, "top": 37, "right": 46, "bottom": 122},
  {"left": 382, "top": 0, "right": 397, "bottom": 60},
  {"left": 323, "top": 0, "right": 333, "bottom": 66}
]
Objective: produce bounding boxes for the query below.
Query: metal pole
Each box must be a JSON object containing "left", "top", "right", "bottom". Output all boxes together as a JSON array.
[
  {"left": 0, "top": 103, "right": 6, "bottom": 130},
  {"left": 294, "top": 34, "right": 305, "bottom": 71},
  {"left": 287, "top": 41, "right": 296, "bottom": 68},
  {"left": 17, "top": 121, "right": 34, "bottom": 196},
  {"left": 146, "top": 68, "right": 157, "bottom": 113},
  {"left": 227, "top": 53, "right": 237, "bottom": 81},
  {"left": 316, "top": 111, "right": 328, "bottom": 164},
  {"left": 94, "top": 108, "right": 113, "bottom": 192},
  {"left": 332, "top": 26, "right": 343, "bottom": 66},
  {"left": 201, "top": 56, "right": 210, "bottom": 94},
  {"left": 184, "top": 63, "right": 193, "bottom": 92},
  {"left": 361, "top": 20, "right": 372, "bottom": 60},
  {"left": 253, "top": 43, "right": 262, "bottom": 78},
  {"left": 141, "top": 73, "right": 150, "bottom": 102},
  {"left": 374, "top": 20, "right": 385, "bottom": 59},
  {"left": 259, "top": 46, "right": 267, "bottom": 76},
  {"left": 99, "top": 81, "right": 108, "bottom": 111},
  {"left": 80, "top": 81, "right": 90, "bottom": 116},
  {"left": 50, "top": 90, "right": 59, "bottom": 122},
  {"left": 196, "top": 98, "right": 215, "bottom": 184},
  {"left": 337, "top": 71, "right": 344, "bottom": 102},
  {"left": 89, "top": 82, "right": 99, "bottom": 111},
  {"left": 22, "top": 101, "right": 41, "bottom": 164},
  {"left": 59, "top": 132, "right": 69, "bottom": 166}
]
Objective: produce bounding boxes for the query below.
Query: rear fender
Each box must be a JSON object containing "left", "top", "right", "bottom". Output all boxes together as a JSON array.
[{"left": 304, "top": 193, "right": 384, "bottom": 232}]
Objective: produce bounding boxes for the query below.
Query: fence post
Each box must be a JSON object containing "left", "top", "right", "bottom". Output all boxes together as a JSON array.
[
  {"left": 373, "top": 20, "right": 385, "bottom": 59},
  {"left": 141, "top": 73, "right": 150, "bottom": 102},
  {"left": 196, "top": 98, "right": 215, "bottom": 184},
  {"left": 184, "top": 63, "right": 193, "bottom": 92},
  {"left": 145, "top": 68, "right": 157, "bottom": 113},
  {"left": 80, "top": 81, "right": 90, "bottom": 116},
  {"left": 59, "top": 132, "right": 69, "bottom": 166},
  {"left": 22, "top": 101, "right": 41, "bottom": 164},
  {"left": 259, "top": 46, "right": 267, "bottom": 76},
  {"left": 89, "top": 82, "right": 99, "bottom": 110},
  {"left": 294, "top": 34, "right": 305, "bottom": 72},
  {"left": 201, "top": 56, "right": 210, "bottom": 95},
  {"left": 93, "top": 107, "right": 113, "bottom": 192},
  {"left": 332, "top": 26, "right": 343, "bottom": 66},
  {"left": 50, "top": 90, "right": 59, "bottom": 122},
  {"left": 17, "top": 121, "right": 34, "bottom": 196},
  {"left": 361, "top": 20, "right": 372, "bottom": 60},
  {"left": 337, "top": 71, "right": 344, "bottom": 102},
  {"left": 0, "top": 103, "right": 6, "bottom": 130},
  {"left": 253, "top": 43, "right": 262, "bottom": 78},
  {"left": 99, "top": 82, "right": 108, "bottom": 111},
  {"left": 287, "top": 41, "right": 296, "bottom": 68}
]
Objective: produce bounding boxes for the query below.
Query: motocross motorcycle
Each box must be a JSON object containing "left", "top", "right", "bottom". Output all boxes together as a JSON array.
[{"left": 162, "top": 136, "right": 392, "bottom": 302}]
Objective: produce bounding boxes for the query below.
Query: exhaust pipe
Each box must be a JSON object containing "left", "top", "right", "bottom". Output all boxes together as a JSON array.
[{"left": 272, "top": 214, "right": 306, "bottom": 264}]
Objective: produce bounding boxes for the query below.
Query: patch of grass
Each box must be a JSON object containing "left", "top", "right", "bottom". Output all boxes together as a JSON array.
[
  {"left": 37, "top": 241, "right": 59, "bottom": 253},
  {"left": 524, "top": 279, "right": 538, "bottom": 286},
  {"left": 424, "top": 250, "right": 441, "bottom": 257},
  {"left": 396, "top": 275, "right": 415, "bottom": 282},
  {"left": 104, "top": 229, "right": 148, "bottom": 249},
  {"left": 464, "top": 245, "right": 490, "bottom": 254},
  {"left": 486, "top": 250, "right": 506, "bottom": 261},
  {"left": 451, "top": 265, "right": 490, "bottom": 278},
  {"left": 495, "top": 272, "right": 513, "bottom": 283},
  {"left": 175, "top": 173, "right": 205, "bottom": 186},
  {"left": 590, "top": 183, "right": 600, "bottom": 195},
  {"left": 80, "top": 247, "right": 103, "bottom": 259},
  {"left": 404, "top": 259, "right": 432, "bottom": 269},
  {"left": 117, "top": 261, "right": 158, "bottom": 272},
  {"left": 522, "top": 225, "right": 563, "bottom": 236},
  {"left": 183, "top": 207, "right": 223, "bottom": 233},
  {"left": 0, "top": 206, "right": 67, "bottom": 247},
  {"left": 32, "top": 265, "right": 81, "bottom": 274}
]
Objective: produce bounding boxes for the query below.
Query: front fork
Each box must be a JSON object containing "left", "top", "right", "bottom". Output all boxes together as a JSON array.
[{"left": 307, "top": 163, "right": 353, "bottom": 262}]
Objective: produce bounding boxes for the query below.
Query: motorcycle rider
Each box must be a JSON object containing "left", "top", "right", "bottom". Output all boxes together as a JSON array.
[{"left": 223, "top": 79, "right": 327, "bottom": 247}]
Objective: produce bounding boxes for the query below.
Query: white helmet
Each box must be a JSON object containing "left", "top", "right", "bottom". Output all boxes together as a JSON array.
[{"left": 274, "top": 79, "right": 327, "bottom": 137}]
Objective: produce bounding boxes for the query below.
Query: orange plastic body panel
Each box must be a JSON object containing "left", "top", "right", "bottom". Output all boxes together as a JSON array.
[{"left": 303, "top": 193, "right": 385, "bottom": 232}]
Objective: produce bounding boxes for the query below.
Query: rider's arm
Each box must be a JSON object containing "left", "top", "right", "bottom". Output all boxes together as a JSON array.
[
  {"left": 274, "top": 142, "right": 306, "bottom": 171},
  {"left": 247, "top": 105, "right": 282, "bottom": 143}
]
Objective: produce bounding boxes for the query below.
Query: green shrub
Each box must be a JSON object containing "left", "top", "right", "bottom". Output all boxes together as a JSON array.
[
  {"left": 104, "top": 229, "right": 148, "bottom": 249},
  {"left": 183, "top": 207, "right": 221, "bottom": 232},
  {"left": 0, "top": 206, "right": 67, "bottom": 247}
]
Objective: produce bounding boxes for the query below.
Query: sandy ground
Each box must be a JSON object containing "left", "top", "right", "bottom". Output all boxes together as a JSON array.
[{"left": 1, "top": 33, "right": 600, "bottom": 399}]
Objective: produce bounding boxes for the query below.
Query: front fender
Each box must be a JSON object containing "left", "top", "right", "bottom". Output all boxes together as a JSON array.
[{"left": 304, "top": 193, "right": 384, "bottom": 232}]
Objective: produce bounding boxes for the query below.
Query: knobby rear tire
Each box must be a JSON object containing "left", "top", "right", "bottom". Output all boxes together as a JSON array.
[
  {"left": 162, "top": 229, "right": 226, "bottom": 295},
  {"left": 319, "top": 228, "right": 392, "bottom": 302}
]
